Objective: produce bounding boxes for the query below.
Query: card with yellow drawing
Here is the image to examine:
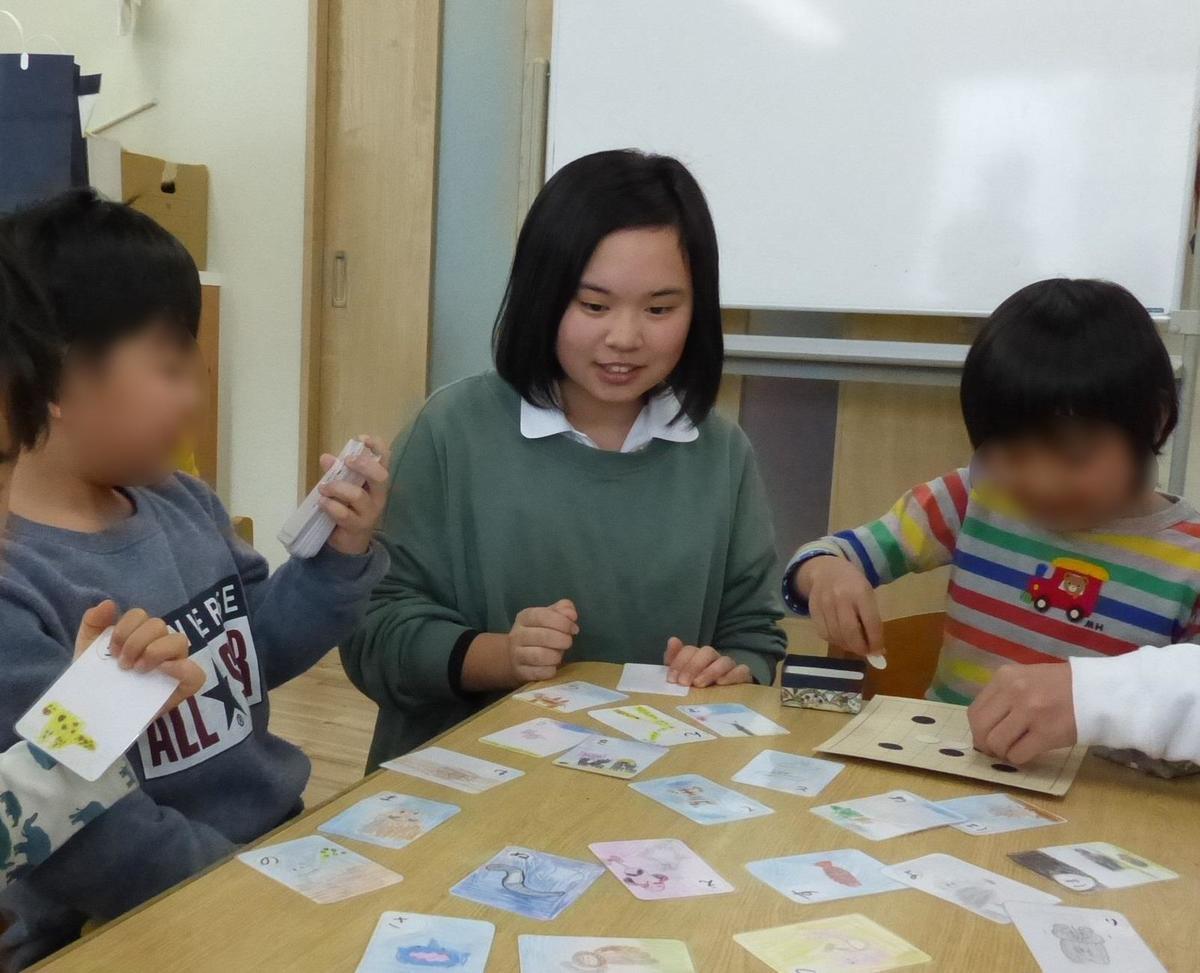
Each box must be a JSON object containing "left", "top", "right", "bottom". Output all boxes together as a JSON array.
[{"left": 15, "top": 627, "right": 181, "bottom": 781}]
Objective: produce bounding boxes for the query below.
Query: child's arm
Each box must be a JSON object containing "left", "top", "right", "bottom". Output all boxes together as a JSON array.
[
  {"left": 785, "top": 468, "right": 970, "bottom": 657},
  {"left": 970, "top": 648, "right": 1200, "bottom": 766}
]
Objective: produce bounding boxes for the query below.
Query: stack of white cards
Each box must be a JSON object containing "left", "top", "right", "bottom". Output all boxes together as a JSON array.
[{"left": 278, "top": 438, "right": 373, "bottom": 558}]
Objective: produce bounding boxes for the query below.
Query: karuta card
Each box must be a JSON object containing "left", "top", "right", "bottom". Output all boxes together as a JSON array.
[
  {"left": 479, "top": 717, "right": 593, "bottom": 757},
  {"left": 630, "top": 773, "right": 774, "bottom": 825},
  {"left": 553, "top": 734, "right": 668, "bottom": 779},
  {"left": 590, "top": 838, "right": 733, "bottom": 900},
  {"left": 938, "top": 793, "right": 1066, "bottom": 836},
  {"left": 318, "top": 791, "right": 459, "bottom": 850},
  {"left": 746, "top": 849, "right": 904, "bottom": 905},
  {"left": 1033, "top": 842, "right": 1178, "bottom": 890},
  {"left": 512, "top": 680, "right": 627, "bottom": 713},
  {"left": 616, "top": 662, "right": 689, "bottom": 696},
  {"left": 881, "top": 853, "right": 1059, "bottom": 924},
  {"left": 15, "top": 627, "right": 179, "bottom": 781},
  {"left": 589, "top": 704, "right": 715, "bottom": 746},
  {"left": 355, "top": 912, "right": 495, "bottom": 973},
  {"left": 518, "top": 936, "right": 696, "bottom": 973},
  {"left": 450, "top": 846, "right": 603, "bottom": 921},
  {"left": 733, "top": 749, "right": 845, "bottom": 798},
  {"left": 1005, "top": 902, "right": 1166, "bottom": 973},
  {"left": 734, "top": 914, "right": 931, "bottom": 972},
  {"left": 677, "top": 702, "right": 788, "bottom": 737},
  {"left": 238, "top": 836, "right": 402, "bottom": 904},
  {"left": 810, "top": 790, "right": 965, "bottom": 840},
  {"left": 380, "top": 746, "right": 524, "bottom": 794}
]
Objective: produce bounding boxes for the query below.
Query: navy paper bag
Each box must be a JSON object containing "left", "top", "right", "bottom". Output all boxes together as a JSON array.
[{"left": 0, "top": 53, "right": 84, "bottom": 213}]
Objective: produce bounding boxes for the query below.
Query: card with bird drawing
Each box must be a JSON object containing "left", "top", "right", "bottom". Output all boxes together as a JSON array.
[
  {"left": 15, "top": 627, "right": 181, "bottom": 781},
  {"left": 450, "top": 846, "right": 604, "bottom": 920},
  {"left": 589, "top": 838, "right": 734, "bottom": 900},
  {"left": 355, "top": 911, "right": 495, "bottom": 973},
  {"left": 746, "top": 849, "right": 905, "bottom": 905}
]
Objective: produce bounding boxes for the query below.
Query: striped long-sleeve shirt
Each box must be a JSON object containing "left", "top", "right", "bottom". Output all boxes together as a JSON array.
[{"left": 786, "top": 467, "right": 1200, "bottom": 707}]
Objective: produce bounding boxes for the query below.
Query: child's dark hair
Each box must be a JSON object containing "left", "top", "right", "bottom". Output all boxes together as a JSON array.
[
  {"left": 0, "top": 240, "right": 57, "bottom": 457},
  {"left": 961, "top": 278, "right": 1178, "bottom": 455},
  {"left": 493, "top": 149, "right": 722, "bottom": 423},
  {"left": 0, "top": 189, "right": 200, "bottom": 392}
]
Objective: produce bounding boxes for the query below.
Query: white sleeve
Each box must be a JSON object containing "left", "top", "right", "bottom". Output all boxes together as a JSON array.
[{"left": 1071, "top": 644, "right": 1200, "bottom": 763}]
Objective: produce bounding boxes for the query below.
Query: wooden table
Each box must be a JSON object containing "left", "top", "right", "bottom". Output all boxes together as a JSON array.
[{"left": 36, "top": 662, "right": 1200, "bottom": 972}]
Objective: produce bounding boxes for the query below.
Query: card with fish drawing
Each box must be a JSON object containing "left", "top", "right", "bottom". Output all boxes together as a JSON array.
[
  {"left": 450, "top": 846, "right": 604, "bottom": 921},
  {"left": 355, "top": 912, "right": 495, "bottom": 973},
  {"left": 553, "top": 734, "right": 669, "bottom": 779},
  {"left": 518, "top": 936, "right": 696, "bottom": 973},
  {"left": 746, "top": 849, "right": 905, "bottom": 904},
  {"left": 318, "top": 792, "right": 460, "bottom": 850},
  {"left": 589, "top": 838, "right": 734, "bottom": 900}
]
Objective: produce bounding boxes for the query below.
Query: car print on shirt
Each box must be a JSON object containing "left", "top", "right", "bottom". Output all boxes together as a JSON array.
[{"left": 1025, "top": 557, "right": 1109, "bottom": 623}]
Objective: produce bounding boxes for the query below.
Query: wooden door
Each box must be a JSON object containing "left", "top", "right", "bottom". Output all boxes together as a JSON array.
[{"left": 302, "top": 0, "right": 442, "bottom": 486}]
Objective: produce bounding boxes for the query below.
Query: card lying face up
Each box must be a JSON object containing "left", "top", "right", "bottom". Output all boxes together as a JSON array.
[
  {"left": 1020, "top": 842, "right": 1177, "bottom": 891},
  {"left": 630, "top": 773, "right": 774, "bottom": 825},
  {"left": 512, "top": 680, "right": 627, "bottom": 713},
  {"left": 746, "top": 848, "right": 904, "bottom": 905},
  {"left": 553, "top": 734, "right": 668, "bottom": 779},
  {"left": 810, "top": 790, "right": 965, "bottom": 840},
  {"left": 16, "top": 627, "right": 181, "bottom": 781},
  {"left": 589, "top": 705, "right": 715, "bottom": 746},
  {"left": 318, "top": 791, "right": 459, "bottom": 850},
  {"left": 380, "top": 746, "right": 524, "bottom": 794},
  {"left": 479, "top": 717, "right": 593, "bottom": 757},
  {"left": 590, "top": 838, "right": 733, "bottom": 900},
  {"left": 238, "top": 835, "right": 402, "bottom": 904},
  {"left": 780, "top": 654, "right": 866, "bottom": 714},
  {"left": 518, "top": 936, "right": 696, "bottom": 973},
  {"left": 734, "top": 913, "right": 931, "bottom": 972},
  {"left": 450, "top": 846, "right": 604, "bottom": 921},
  {"left": 677, "top": 703, "right": 788, "bottom": 737},
  {"left": 1005, "top": 902, "right": 1166, "bottom": 973},
  {"left": 355, "top": 912, "right": 495, "bottom": 973},
  {"left": 881, "top": 853, "right": 1059, "bottom": 924}
]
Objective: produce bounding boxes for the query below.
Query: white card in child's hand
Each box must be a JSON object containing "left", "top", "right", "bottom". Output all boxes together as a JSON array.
[
  {"left": 881, "top": 853, "right": 1059, "bottom": 924},
  {"left": 15, "top": 627, "right": 179, "bottom": 782},
  {"left": 616, "top": 663, "right": 689, "bottom": 696},
  {"left": 355, "top": 912, "right": 496, "bottom": 973},
  {"left": 1005, "top": 902, "right": 1166, "bottom": 973},
  {"left": 381, "top": 746, "right": 524, "bottom": 794},
  {"left": 239, "top": 836, "right": 402, "bottom": 904},
  {"left": 480, "top": 718, "right": 593, "bottom": 757},
  {"left": 810, "top": 790, "right": 965, "bottom": 840},
  {"left": 513, "top": 680, "right": 627, "bottom": 713}
]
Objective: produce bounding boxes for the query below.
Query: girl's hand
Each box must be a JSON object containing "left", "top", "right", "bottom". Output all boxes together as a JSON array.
[
  {"left": 318, "top": 434, "right": 391, "bottom": 556},
  {"left": 75, "top": 601, "right": 207, "bottom": 717},
  {"left": 664, "top": 637, "right": 752, "bottom": 687},
  {"left": 797, "top": 555, "right": 884, "bottom": 659},
  {"left": 506, "top": 599, "right": 579, "bottom": 683},
  {"left": 968, "top": 663, "right": 1078, "bottom": 765}
]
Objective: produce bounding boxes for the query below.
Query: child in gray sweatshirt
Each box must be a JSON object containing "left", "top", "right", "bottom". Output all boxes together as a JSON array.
[{"left": 0, "top": 190, "right": 389, "bottom": 970}]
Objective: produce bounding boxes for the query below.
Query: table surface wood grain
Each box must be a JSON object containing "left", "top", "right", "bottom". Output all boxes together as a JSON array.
[{"left": 35, "top": 662, "right": 1200, "bottom": 972}]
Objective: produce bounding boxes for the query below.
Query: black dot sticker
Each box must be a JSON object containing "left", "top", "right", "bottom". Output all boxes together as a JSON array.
[
  {"left": 878, "top": 742, "right": 904, "bottom": 751},
  {"left": 911, "top": 715, "right": 936, "bottom": 725},
  {"left": 991, "top": 763, "right": 1019, "bottom": 773},
  {"left": 938, "top": 748, "right": 965, "bottom": 757}
]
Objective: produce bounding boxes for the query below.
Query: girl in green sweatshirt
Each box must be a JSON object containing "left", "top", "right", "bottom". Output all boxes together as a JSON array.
[{"left": 342, "top": 150, "right": 787, "bottom": 768}]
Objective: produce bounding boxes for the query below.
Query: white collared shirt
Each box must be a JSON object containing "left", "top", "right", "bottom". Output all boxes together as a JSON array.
[{"left": 519, "top": 388, "right": 699, "bottom": 453}]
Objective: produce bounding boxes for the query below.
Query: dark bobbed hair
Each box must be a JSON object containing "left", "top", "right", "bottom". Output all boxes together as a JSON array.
[
  {"left": 492, "top": 149, "right": 723, "bottom": 424},
  {"left": 0, "top": 188, "right": 200, "bottom": 402},
  {"left": 0, "top": 239, "right": 58, "bottom": 456},
  {"left": 961, "top": 278, "right": 1178, "bottom": 455}
]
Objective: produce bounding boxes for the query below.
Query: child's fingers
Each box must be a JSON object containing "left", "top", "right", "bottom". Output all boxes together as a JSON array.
[
  {"left": 858, "top": 594, "right": 885, "bottom": 656},
  {"left": 118, "top": 617, "right": 171, "bottom": 670},
  {"left": 515, "top": 626, "right": 573, "bottom": 652},
  {"left": 112, "top": 608, "right": 150, "bottom": 653},
  {"left": 1005, "top": 729, "right": 1049, "bottom": 767},
  {"left": 716, "top": 663, "right": 753, "bottom": 686},
  {"left": 318, "top": 496, "right": 354, "bottom": 524},
  {"left": 834, "top": 600, "right": 867, "bottom": 656},
  {"left": 521, "top": 607, "right": 579, "bottom": 636},
  {"left": 516, "top": 644, "right": 570, "bottom": 669},
  {"left": 319, "top": 479, "right": 366, "bottom": 508},
  {"left": 676, "top": 645, "right": 719, "bottom": 687},
  {"left": 664, "top": 636, "right": 685, "bottom": 669},
  {"left": 983, "top": 711, "right": 1027, "bottom": 760},
  {"left": 136, "top": 632, "right": 192, "bottom": 673},
  {"left": 156, "top": 660, "right": 207, "bottom": 717},
  {"left": 549, "top": 598, "right": 578, "bottom": 623},
  {"left": 518, "top": 664, "right": 559, "bottom": 683},
  {"left": 691, "top": 654, "right": 735, "bottom": 688},
  {"left": 346, "top": 453, "right": 389, "bottom": 484},
  {"left": 319, "top": 452, "right": 336, "bottom": 472},
  {"left": 74, "top": 599, "right": 118, "bottom": 656},
  {"left": 967, "top": 682, "right": 1007, "bottom": 744}
]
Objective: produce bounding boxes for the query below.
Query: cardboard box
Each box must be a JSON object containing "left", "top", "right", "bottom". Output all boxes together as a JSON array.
[{"left": 121, "top": 150, "right": 209, "bottom": 270}]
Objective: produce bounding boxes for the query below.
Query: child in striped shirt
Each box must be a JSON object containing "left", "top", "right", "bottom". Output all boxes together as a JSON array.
[{"left": 787, "top": 278, "right": 1200, "bottom": 776}]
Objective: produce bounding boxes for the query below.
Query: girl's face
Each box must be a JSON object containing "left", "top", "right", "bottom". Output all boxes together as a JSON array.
[{"left": 556, "top": 226, "right": 692, "bottom": 414}]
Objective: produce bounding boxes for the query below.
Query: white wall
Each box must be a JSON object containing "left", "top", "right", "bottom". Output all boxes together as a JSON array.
[{"left": 2, "top": 0, "right": 310, "bottom": 564}]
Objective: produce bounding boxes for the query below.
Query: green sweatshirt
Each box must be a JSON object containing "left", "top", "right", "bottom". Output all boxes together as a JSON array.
[{"left": 342, "top": 372, "right": 787, "bottom": 768}]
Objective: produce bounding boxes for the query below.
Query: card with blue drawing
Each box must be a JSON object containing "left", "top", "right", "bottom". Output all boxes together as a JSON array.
[
  {"left": 318, "top": 792, "right": 460, "bottom": 850},
  {"left": 355, "top": 912, "right": 495, "bottom": 973},
  {"left": 518, "top": 936, "right": 696, "bottom": 973},
  {"left": 553, "top": 734, "right": 669, "bottom": 779},
  {"left": 881, "top": 853, "right": 1059, "bottom": 924},
  {"left": 450, "top": 846, "right": 604, "bottom": 921},
  {"left": 512, "top": 681, "right": 627, "bottom": 713},
  {"left": 238, "top": 835, "right": 402, "bottom": 904},
  {"left": 630, "top": 773, "right": 774, "bottom": 825},
  {"left": 746, "top": 849, "right": 904, "bottom": 905},
  {"left": 590, "top": 838, "right": 734, "bottom": 900},
  {"left": 479, "top": 717, "right": 593, "bottom": 758},
  {"left": 937, "top": 792, "right": 1065, "bottom": 836},
  {"left": 589, "top": 705, "right": 715, "bottom": 746},
  {"left": 676, "top": 703, "right": 788, "bottom": 737},
  {"left": 810, "top": 789, "right": 965, "bottom": 840},
  {"left": 732, "top": 749, "right": 844, "bottom": 797}
]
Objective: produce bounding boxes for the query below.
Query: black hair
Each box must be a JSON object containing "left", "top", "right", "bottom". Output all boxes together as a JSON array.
[
  {"left": 492, "top": 149, "right": 722, "bottom": 424},
  {"left": 0, "top": 188, "right": 200, "bottom": 398},
  {"left": 961, "top": 278, "right": 1178, "bottom": 455},
  {"left": 0, "top": 239, "right": 58, "bottom": 457}
]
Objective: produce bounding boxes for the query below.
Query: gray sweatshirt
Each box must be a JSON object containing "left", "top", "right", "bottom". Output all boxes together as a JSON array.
[{"left": 0, "top": 474, "right": 387, "bottom": 970}]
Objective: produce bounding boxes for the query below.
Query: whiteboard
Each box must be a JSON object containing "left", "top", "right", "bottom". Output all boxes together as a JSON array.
[{"left": 547, "top": 0, "right": 1200, "bottom": 315}]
